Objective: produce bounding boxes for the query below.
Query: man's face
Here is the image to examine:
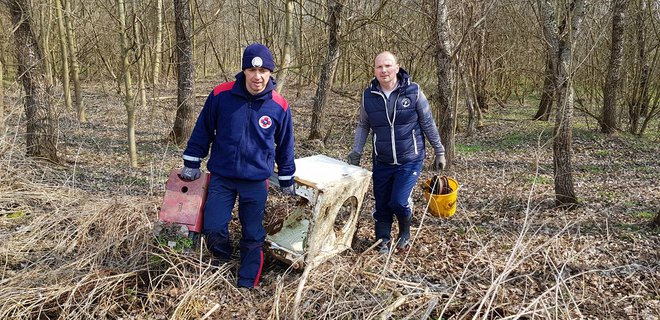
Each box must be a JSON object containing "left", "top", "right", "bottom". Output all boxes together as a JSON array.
[
  {"left": 374, "top": 53, "right": 399, "bottom": 87},
  {"left": 244, "top": 67, "right": 271, "bottom": 95}
]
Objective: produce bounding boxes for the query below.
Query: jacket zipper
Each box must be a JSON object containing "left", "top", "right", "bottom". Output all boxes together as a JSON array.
[
  {"left": 372, "top": 89, "right": 401, "bottom": 164},
  {"left": 412, "top": 129, "right": 418, "bottom": 155},
  {"left": 390, "top": 91, "right": 401, "bottom": 164}
]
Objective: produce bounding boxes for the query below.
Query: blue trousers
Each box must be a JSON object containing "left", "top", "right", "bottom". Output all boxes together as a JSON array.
[
  {"left": 372, "top": 160, "right": 423, "bottom": 243},
  {"left": 203, "top": 175, "right": 268, "bottom": 288}
]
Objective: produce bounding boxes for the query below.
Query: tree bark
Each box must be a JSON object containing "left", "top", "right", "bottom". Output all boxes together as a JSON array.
[
  {"left": 117, "top": 0, "right": 138, "bottom": 167},
  {"left": 153, "top": 0, "right": 163, "bottom": 85},
  {"left": 601, "top": 0, "right": 628, "bottom": 134},
  {"left": 308, "top": 0, "right": 343, "bottom": 141},
  {"left": 132, "top": 0, "right": 147, "bottom": 112},
  {"left": 534, "top": 52, "right": 554, "bottom": 121},
  {"left": 170, "top": 0, "right": 196, "bottom": 146},
  {"left": 474, "top": 24, "right": 488, "bottom": 113},
  {"left": 460, "top": 59, "right": 476, "bottom": 136},
  {"left": 37, "top": 2, "right": 54, "bottom": 85},
  {"left": 0, "top": 59, "right": 4, "bottom": 136},
  {"left": 6, "top": 0, "right": 59, "bottom": 162},
  {"left": 434, "top": 0, "right": 455, "bottom": 165},
  {"left": 63, "top": 0, "right": 84, "bottom": 122},
  {"left": 539, "top": 0, "right": 585, "bottom": 208},
  {"left": 276, "top": 0, "right": 294, "bottom": 94},
  {"left": 54, "top": 0, "right": 72, "bottom": 111}
]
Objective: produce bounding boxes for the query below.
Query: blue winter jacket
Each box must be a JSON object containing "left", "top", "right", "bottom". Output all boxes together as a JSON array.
[
  {"left": 182, "top": 72, "right": 296, "bottom": 185},
  {"left": 352, "top": 69, "right": 444, "bottom": 165}
]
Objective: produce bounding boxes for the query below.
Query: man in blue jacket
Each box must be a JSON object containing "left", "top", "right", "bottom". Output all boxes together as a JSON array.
[
  {"left": 180, "top": 43, "right": 296, "bottom": 288},
  {"left": 347, "top": 51, "right": 445, "bottom": 254}
]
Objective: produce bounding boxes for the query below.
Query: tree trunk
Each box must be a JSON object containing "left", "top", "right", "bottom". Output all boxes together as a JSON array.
[
  {"left": 434, "top": 0, "right": 455, "bottom": 165},
  {"left": 132, "top": 0, "right": 147, "bottom": 111},
  {"left": 0, "top": 59, "right": 4, "bottom": 136},
  {"left": 38, "top": 2, "right": 54, "bottom": 85},
  {"left": 6, "top": 0, "right": 59, "bottom": 162},
  {"left": 474, "top": 25, "right": 489, "bottom": 113},
  {"left": 539, "top": 0, "right": 585, "bottom": 208},
  {"left": 308, "top": 0, "right": 343, "bottom": 141},
  {"left": 463, "top": 76, "right": 476, "bottom": 136},
  {"left": 54, "top": 0, "right": 72, "bottom": 111},
  {"left": 153, "top": 0, "right": 163, "bottom": 85},
  {"left": 117, "top": 0, "right": 138, "bottom": 167},
  {"left": 460, "top": 60, "right": 476, "bottom": 136},
  {"left": 534, "top": 52, "right": 554, "bottom": 121},
  {"left": 601, "top": 0, "right": 628, "bottom": 134},
  {"left": 170, "top": 0, "right": 196, "bottom": 146},
  {"left": 64, "top": 0, "right": 84, "bottom": 122},
  {"left": 628, "top": 0, "right": 650, "bottom": 135},
  {"left": 276, "top": 0, "right": 294, "bottom": 94}
]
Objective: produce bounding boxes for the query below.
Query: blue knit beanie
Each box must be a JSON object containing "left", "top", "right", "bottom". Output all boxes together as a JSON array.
[{"left": 242, "top": 43, "right": 275, "bottom": 72}]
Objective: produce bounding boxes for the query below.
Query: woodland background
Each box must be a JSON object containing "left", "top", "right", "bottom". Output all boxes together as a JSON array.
[{"left": 0, "top": 0, "right": 659, "bottom": 319}]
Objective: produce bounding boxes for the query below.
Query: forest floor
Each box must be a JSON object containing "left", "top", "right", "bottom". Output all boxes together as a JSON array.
[{"left": 0, "top": 79, "right": 659, "bottom": 319}]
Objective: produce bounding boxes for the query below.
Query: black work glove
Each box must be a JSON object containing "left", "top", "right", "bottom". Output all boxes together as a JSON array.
[
  {"left": 281, "top": 184, "right": 296, "bottom": 196},
  {"left": 432, "top": 154, "right": 446, "bottom": 171},
  {"left": 279, "top": 178, "right": 296, "bottom": 196},
  {"left": 347, "top": 151, "right": 361, "bottom": 166},
  {"left": 180, "top": 166, "right": 201, "bottom": 181}
]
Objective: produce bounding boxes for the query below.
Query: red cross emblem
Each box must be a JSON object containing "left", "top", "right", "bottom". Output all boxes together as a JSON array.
[{"left": 259, "top": 115, "right": 273, "bottom": 129}]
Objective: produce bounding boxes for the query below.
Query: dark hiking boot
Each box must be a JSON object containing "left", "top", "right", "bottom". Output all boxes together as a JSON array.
[{"left": 396, "top": 216, "right": 411, "bottom": 253}]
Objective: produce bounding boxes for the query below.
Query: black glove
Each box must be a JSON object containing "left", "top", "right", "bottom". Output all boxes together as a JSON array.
[
  {"left": 432, "top": 154, "right": 446, "bottom": 171},
  {"left": 279, "top": 178, "right": 296, "bottom": 196},
  {"left": 180, "top": 166, "right": 201, "bottom": 181},
  {"left": 347, "top": 151, "right": 361, "bottom": 166},
  {"left": 281, "top": 184, "right": 296, "bottom": 196}
]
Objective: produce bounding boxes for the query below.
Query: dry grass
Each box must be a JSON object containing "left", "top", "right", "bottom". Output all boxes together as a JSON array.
[{"left": 1, "top": 82, "right": 658, "bottom": 319}]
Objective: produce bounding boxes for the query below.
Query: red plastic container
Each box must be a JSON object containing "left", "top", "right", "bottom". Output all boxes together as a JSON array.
[{"left": 158, "top": 168, "right": 210, "bottom": 233}]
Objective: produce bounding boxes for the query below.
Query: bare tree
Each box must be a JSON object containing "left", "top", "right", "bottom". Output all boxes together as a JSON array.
[
  {"left": 3, "top": 0, "right": 59, "bottom": 162},
  {"left": 601, "top": 0, "right": 628, "bottom": 134},
  {"left": 54, "top": 0, "right": 72, "bottom": 111},
  {"left": 170, "top": 0, "right": 195, "bottom": 146},
  {"left": 627, "top": 0, "right": 656, "bottom": 135},
  {"left": 460, "top": 62, "right": 478, "bottom": 135},
  {"left": 153, "top": 0, "right": 163, "bottom": 85},
  {"left": 433, "top": 0, "right": 455, "bottom": 166},
  {"left": 308, "top": 0, "right": 343, "bottom": 141},
  {"left": 117, "top": 0, "right": 138, "bottom": 167},
  {"left": 132, "top": 0, "right": 147, "bottom": 111},
  {"left": 63, "top": 0, "right": 83, "bottom": 122},
  {"left": 538, "top": 0, "right": 586, "bottom": 208},
  {"left": 36, "top": 2, "right": 54, "bottom": 85},
  {"left": 275, "top": 0, "right": 294, "bottom": 94}
]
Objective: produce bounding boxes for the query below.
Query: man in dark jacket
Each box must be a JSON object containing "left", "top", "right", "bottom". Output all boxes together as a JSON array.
[
  {"left": 347, "top": 51, "right": 445, "bottom": 254},
  {"left": 180, "top": 43, "right": 296, "bottom": 288}
]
